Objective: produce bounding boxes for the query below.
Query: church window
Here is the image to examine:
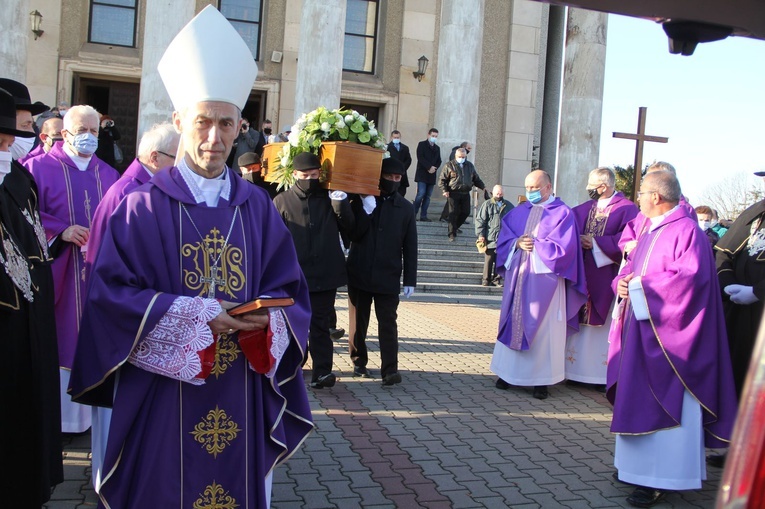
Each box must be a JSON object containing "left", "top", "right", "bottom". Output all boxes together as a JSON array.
[
  {"left": 88, "top": 0, "right": 138, "bottom": 48},
  {"left": 343, "top": 0, "right": 378, "bottom": 73},
  {"left": 219, "top": 0, "right": 263, "bottom": 61}
]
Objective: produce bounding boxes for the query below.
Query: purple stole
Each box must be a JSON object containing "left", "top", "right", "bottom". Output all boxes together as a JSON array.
[
  {"left": 607, "top": 206, "right": 737, "bottom": 447},
  {"left": 27, "top": 144, "right": 119, "bottom": 367}
]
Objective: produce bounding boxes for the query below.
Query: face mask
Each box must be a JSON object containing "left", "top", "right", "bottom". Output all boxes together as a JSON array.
[
  {"left": 699, "top": 220, "right": 711, "bottom": 231},
  {"left": 0, "top": 151, "right": 12, "bottom": 184},
  {"left": 295, "top": 178, "right": 321, "bottom": 194},
  {"left": 379, "top": 178, "right": 400, "bottom": 195},
  {"left": 526, "top": 189, "right": 543, "bottom": 204},
  {"left": 392, "top": 139, "right": 400, "bottom": 145},
  {"left": 429, "top": 136, "right": 437, "bottom": 144},
  {"left": 263, "top": 128, "right": 272, "bottom": 135},
  {"left": 58, "top": 109, "right": 68, "bottom": 117},
  {"left": 588, "top": 187, "right": 602, "bottom": 200},
  {"left": 10, "top": 136, "right": 34, "bottom": 160},
  {"left": 70, "top": 132, "right": 98, "bottom": 156},
  {"left": 456, "top": 157, "right": 466, "bottom": 164},
  {"left": 493, "top": 195, "right": 503, "bottom": 202}
]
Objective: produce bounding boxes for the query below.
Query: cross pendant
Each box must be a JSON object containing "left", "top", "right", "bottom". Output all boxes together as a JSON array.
[{"left": 201, "top": 265, "right": 226, "bottom": 298}]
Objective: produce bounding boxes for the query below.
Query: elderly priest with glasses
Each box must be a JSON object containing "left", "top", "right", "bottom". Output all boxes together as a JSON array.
[{"left": 68, "top": 7, "right": 313, "bottom": 508}]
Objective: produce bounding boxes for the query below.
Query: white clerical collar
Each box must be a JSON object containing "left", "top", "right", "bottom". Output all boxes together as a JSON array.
[
  {"left": 63, "top": 143, "right": 92, "bottom": 171},
  {"left": 597, "top": 192, "right": 615, "bottom": 209},
  {"left": 140, "top": 162, "right": 155, "bottom": 179},
  {"left": 177, "top": 158, "right": 231, "bottom": 207},
  {"left": 531, "top": 194, "right": 556, "bottom": 207},
  {"left": 648, "top": 204, "right": 681, "bottom": 232}
]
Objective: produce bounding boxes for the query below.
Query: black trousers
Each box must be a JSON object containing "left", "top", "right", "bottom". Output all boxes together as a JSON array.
[
  {"left": 483, "top": 247, "right": 498, "bottom": 284},
  {"left": 347, "top": 286, "right": 400, "bottom": 378},
  {"left": 308, "top": 289, "right": 337, "bottom": 381},
  {"left": 447, "top": 192, "right": 471, "bottom": 237}
]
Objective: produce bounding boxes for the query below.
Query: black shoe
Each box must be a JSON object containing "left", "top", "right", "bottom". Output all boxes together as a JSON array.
[
  {"left": 707, "top": 452, "right": 727, "bottom": 468},
  {"left": 626, "top": 486, "right": 665, "bottom": 508},
  {"left": 533, "top": 385, "right": 549, "bottom": 399},
  {"left": 594, "top": 384, "right": 607, "bottom": 393},
  {"left": 420, "top": 217, "right": 432, "bottom": 222},
  {"left": 329, "top": 327, "right": 345, "bottom": 340},
  {"left": 381, "top": 372, "right": 402, "bottom": 386},
  {"left": 495, "top": 378, "right": 510, "bottom": 390},
  {"left": 310, "top": 373, "right": 337, "bottom": 389},
  {"left": 457, "top": 229, "right": 463, "bottom": 234},
  {"left": 353, "top": 366, "right": 373, "bottom": 378}
]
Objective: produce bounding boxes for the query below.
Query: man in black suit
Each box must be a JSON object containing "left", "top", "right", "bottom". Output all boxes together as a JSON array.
[
  {"left": 413, "top": 128, "right": 441, "bottom": 221},
  {"left": 386, "top": 130, "right": 412, "bottom": 198}
]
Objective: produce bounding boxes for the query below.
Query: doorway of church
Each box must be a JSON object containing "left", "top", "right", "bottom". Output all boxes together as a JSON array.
[{"left": 74, "top": 77, "right": 140, "bottom": 173}]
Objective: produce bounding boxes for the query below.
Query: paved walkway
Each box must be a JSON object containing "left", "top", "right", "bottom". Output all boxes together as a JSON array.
[{"left": 47, "top": 293, "right": 723, "bottom": 508}]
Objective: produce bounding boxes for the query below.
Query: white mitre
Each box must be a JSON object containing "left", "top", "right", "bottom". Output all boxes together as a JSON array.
[{"left": 158, "top": 5, "right": 258, "bottom": 111}]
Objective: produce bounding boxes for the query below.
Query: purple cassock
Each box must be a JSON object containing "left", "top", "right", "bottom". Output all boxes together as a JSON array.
[
  {"left": 572, "top": 192, "right": 638, "bottom": 326},
  {"left": 26, "top": 143, "right": 120, "bottom": 368},
  {"left": 618, "top": 195, "right": 697, "bottom": 253},
  {"left": 607, "top": 205, "right": 737, "bottom": 447},
  {"left": 68, "top": 165, "right": 314, "bottom": 509},
  {"left": 495, "top": 198, "right": 587, "bottom": 350},
  {"left": 84, "top": 157, "right": 151, "bottom": 274}
]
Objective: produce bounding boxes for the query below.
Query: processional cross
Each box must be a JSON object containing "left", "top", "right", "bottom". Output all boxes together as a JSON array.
[{"left": 612, "top": 107, "right": 669, "bottom": 201}]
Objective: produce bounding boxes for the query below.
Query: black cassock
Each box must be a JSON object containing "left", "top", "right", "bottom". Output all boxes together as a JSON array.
[
  {"left": 0, "top": 161, "right": 63, "bottom": 507},
  {"left": 716, "top": 199, "right": 765, "bottom": 397}
]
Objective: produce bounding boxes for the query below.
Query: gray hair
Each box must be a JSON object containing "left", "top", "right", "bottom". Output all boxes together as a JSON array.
[
  {"left": 455, "top": 147, "right": 467, "bottom": 157},
  {"left": 63, "top": 105, "right": 100, "bottom": 131},
  {"left": 138, "top": 122, "right": 180, "bottom": 159},
  {"left": 647, "top": 161, "right": 676, "bottom": 175},
  {"left": 643, "top": 170, "right": 681, "bottom": 203},
  {"left": 589, "top": 167, "right": 615, "bottom": 188}
]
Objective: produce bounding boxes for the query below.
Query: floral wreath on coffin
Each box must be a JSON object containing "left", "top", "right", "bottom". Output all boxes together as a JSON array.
[{"left": 270, "top": 106, "right": 388, "bottom": 190}]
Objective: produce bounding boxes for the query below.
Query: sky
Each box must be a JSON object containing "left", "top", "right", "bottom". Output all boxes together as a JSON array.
[{"left": 598, "top": 14, "right": 765, "bottom": 204}]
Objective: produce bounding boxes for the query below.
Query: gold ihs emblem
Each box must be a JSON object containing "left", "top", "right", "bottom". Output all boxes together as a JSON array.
[{"left": 182, "top": 227, "right": 245, "bottom": 298}]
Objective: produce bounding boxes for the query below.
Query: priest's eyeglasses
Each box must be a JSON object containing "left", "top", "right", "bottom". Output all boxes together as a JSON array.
[
  {"left": 636, "top": 190, "right": 657, "bottom": 197},
  {"left": 158, "top": 151, "right": 176, "bottom": 159}
]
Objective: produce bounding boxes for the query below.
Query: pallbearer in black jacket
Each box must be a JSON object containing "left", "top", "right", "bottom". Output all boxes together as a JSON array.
[
  {"left": 273, "top": 152, "right": 355, "bottom": 388},
  {"left": 346, "top": 157, "right": 418, "bottom": 386}
]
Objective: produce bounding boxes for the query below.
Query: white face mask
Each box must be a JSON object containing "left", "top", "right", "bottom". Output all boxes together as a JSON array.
[
  {"left": 456, "top": 157, "right": 466, "bottom": 164},
  {"left": 0, "top": 151, "right": 13, "bottom": 185},
  {"left": 429, "top": 136, "right": 437, "bottom": 144},
  {"left": 699, "top": 220, "right": 711, "bottom": 231},
  {"left": 10, "top": 135, "right": 34, "bottom": 160}
]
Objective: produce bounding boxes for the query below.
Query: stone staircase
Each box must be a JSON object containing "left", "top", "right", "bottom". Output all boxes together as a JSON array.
[{"left": 414, "top": 204, "right": 503, "bottom": 296}]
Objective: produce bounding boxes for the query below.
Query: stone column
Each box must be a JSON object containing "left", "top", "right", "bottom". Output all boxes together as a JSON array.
[
  {"left": 433, "top": 0, "right": 485, "bottom": 162},
  {"left": 137, "top": 0, "right": 196, "bottom": 138},
  {"left": 294, "top": 0, "right": 347, "bottom": 118},
  {"left": 556, "top": 8, "right": 608, "bottom": 204},
  {"left": 0, "top": 0, "right": 30, "bottom": 82},
  {"left": 538, "top": 5, "right": 566, "bottom": 175}
]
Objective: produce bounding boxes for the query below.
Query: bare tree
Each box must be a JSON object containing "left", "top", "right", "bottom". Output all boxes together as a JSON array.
[{"left": 700, "top": 172, "right": 764, "bottom": 221}]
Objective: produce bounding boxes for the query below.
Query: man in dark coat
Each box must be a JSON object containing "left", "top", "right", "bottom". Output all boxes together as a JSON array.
[
  {"left": 386, "top": 130, "right": 412, "bottom": 198},
  {"left": 475, "top": 184, "right": 514, "bottom": 286},
  {"left": 439, "top": 147, "right": 486, "bottom": 241},
  {"left": 0, "top": 83, "right": 63, "bottom": 507},
  {"left": 273, "top": 152, "right": 356, "bottom": 388},
  {"left": 413, "top": 127, "right": 441, "bottom": 221},
  {"left": 347, "top": 157, "right": 418, "bottom": 385}
]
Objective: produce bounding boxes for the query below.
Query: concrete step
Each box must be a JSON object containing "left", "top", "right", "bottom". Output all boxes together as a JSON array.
[
  {"left": 418, "top": 247, "right": 480, "bottom": 257},
  {"left": 417, "top": 258, "right": 484, "bottom": 271},
  {"left": 418, "top": 281, "right": 504, "bottom": 295}
]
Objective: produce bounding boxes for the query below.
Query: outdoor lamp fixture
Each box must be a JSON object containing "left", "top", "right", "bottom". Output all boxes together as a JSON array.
[
  {"left": 412, "top": 55, "right": 429, "bottom": 82},
  {"left": 30, "top": 10, "right": 44, "bottom": 40}
]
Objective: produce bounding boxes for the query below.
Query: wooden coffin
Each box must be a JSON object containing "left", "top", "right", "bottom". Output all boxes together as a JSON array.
[
  {"left": 261, "top": 142, "right": 289, "bottom": 183},
  {"left": 320, "top": 142, "right": 384, "bottom": 196}
]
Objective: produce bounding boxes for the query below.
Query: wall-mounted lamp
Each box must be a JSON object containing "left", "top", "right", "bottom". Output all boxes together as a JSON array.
[
  {"left": 30, "top": 10, "right": 44, "bottom": 40},
  {"left": 412, "top": 55, "right": 429, "bottom": 82}
]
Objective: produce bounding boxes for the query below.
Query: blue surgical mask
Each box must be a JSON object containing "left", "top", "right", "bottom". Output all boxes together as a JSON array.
[
  {"left": 392, "top": 139, "right": 400, "bottom": 145},
  {"left": 429, "top": 136, "right": 437, "bottom": 144},
  {"left": 70, "top": 132, "right": 98, "bottom": 155},
  {"left": 526, "top": 189, "right": 543, "bottom": 204},
  {"left": 698, "top": 220, "right": 711, "bottom": 231},
  {"left": 456, "top": 157, "right": 466, "bottom": 164}
]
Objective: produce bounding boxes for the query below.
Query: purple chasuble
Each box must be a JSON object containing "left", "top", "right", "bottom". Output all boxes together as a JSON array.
[
  {"left": 69, "top": 166, "right": 313, "bottom": 509},
  {"left": 85, "top": 158, "right": 151, "bottom": 274},
  {"left": 572, "top": 192, "right": 638, "bottom": 326},
  {"left": 618, "top": 195, "right": 697, "bottom": 253},
  {"left": 606, "top": 205, "right": 737, "bottom": 447},
  {"left": 26, "top": 143, "right": 119, "bottom": 367},
  {"left": 495, "top": 198, "right": 587, "bottom": 350}
]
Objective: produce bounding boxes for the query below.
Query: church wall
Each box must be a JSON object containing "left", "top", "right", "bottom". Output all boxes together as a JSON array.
[{"left": 26, "top": 0, "right": 63, "bottom": 106}]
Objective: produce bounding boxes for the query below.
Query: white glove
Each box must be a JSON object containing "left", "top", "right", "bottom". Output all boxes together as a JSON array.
[
  {"left": 403, "top": 286, "right": 414, "bottom": 298},
  {"left": 724, "top": 284, "right": 745, "bottom": 296},
  {"left": 329, "top": 190, "right": 348, "bottom": 201},
  {"left": 728, "top": 285, "right": 759, "bottom": 305},
  {"left": 362, "top": 195, "right": 376, "bottom": 215}
]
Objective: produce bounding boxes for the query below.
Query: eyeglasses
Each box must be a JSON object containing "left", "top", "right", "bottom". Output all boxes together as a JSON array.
[
  {"left": 636, "top": 190, "right": 657, "bottom": 197},
  {"left": 158, "top": 151, "right": 176, "bottom": 159}
]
